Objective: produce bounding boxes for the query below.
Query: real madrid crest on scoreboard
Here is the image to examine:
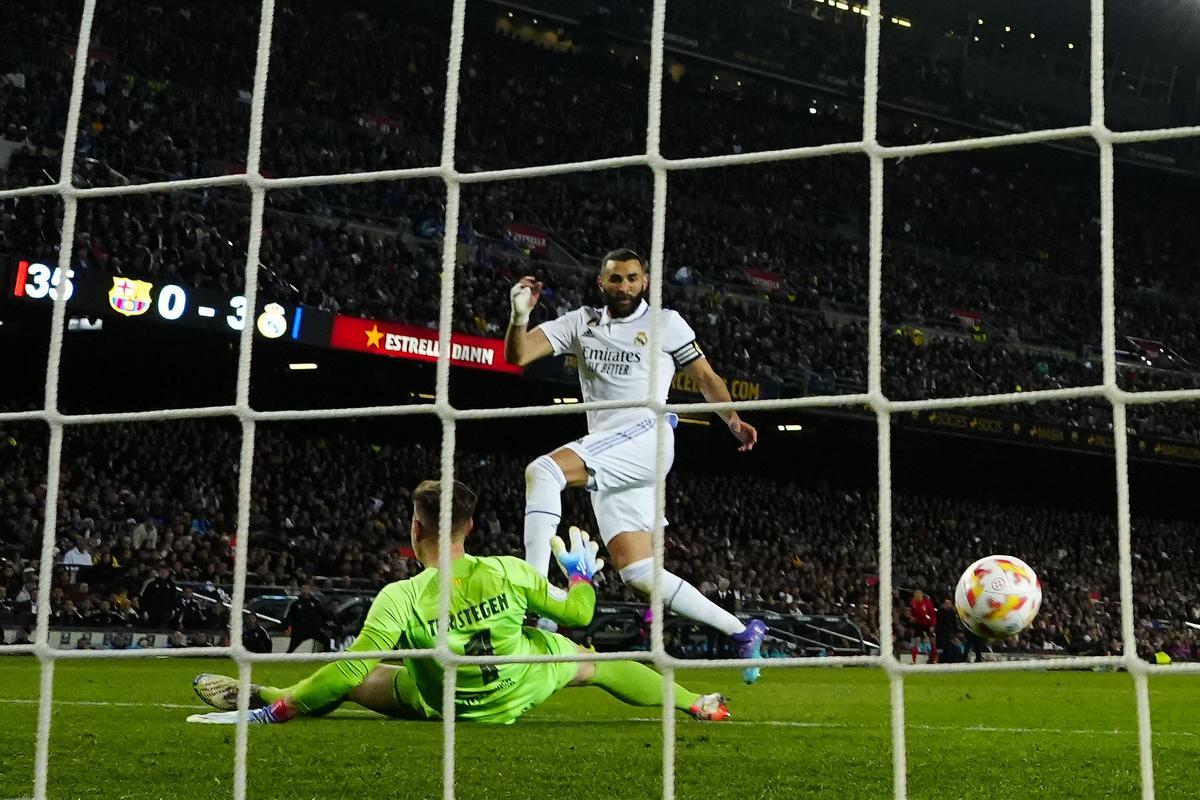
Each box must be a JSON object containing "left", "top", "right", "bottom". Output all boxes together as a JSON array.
[{"left": 256, "top": 303, "right": 290, "bottom": 339}]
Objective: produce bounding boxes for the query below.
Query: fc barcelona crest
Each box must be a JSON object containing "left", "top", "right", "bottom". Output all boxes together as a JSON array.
[{"left": 108, "top": 277, "right": 153, "bottom": 317}]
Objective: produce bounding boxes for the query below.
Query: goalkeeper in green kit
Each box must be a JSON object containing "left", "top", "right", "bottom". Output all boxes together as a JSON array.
[{"left": 188, "top": 479, "right": 729, "bottom": 725}]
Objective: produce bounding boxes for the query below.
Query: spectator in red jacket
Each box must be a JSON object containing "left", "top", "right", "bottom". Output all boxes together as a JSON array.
[{"left": 909, "top": 590, "right": 937, "bottom": 663}]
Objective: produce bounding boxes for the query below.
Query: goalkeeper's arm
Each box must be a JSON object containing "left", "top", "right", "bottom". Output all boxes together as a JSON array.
[
  {"left": 524, "top": 571, "right": 596, "bottom": 629},
  {"left": 522, "top": 527, "right": 604, "bottom": 628}
]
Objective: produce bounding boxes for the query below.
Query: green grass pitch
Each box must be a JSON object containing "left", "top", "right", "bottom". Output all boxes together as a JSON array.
[{"left": 0, "top": 656, "right": 1197, "bottom": 799}]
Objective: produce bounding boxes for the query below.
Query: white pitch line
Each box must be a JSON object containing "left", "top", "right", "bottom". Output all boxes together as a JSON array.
[
  {"left": 622, "top": 718, "right": 1195, "bottom": 738},
  {"left": 1, "top": 699, "right": 206, "bottom": 710},
  {"left": 2, "top": 698, "right": 1191, "bottom": 738}
]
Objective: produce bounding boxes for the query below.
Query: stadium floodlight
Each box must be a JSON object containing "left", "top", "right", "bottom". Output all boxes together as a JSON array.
[
  {"left": 287, "top": 362, "right": 318, "bottom": 371},
  {"left": 776, "top": 424, "right": 804, "bottom": 432}
]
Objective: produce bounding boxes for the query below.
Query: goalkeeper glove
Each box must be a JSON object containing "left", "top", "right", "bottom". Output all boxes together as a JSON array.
[
  {"left": 510, "top": 280, "right": 539, "bottom": 326},
  {"left": 551, "top": 526, "right": 605, "bottom": 584}
]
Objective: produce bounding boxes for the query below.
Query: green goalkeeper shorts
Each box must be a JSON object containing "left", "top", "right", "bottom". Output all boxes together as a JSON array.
[
  {"left": 515, "top": 626, "right": 581, "bottom": 703},
  {"left": 391, "top": 628, "right": 581, "bottom": 725},
  {"left": 389, "top": 667, "right": 440, "bottom": 721}
]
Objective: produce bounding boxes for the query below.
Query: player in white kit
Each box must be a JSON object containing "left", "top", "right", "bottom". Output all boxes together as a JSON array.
[{"left": 504, "top": 248, "right": 768, "bottom": 683}]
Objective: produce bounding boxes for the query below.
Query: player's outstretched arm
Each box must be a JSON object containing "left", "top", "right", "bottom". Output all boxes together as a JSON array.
[
  {"left": 680, "top": 358, "right": 757, "bottom": 451},
  {"left": 520, "top": 527, "right": 602, "bottom": 627},
  {"left": 504, "top": 276, "right": 555, "bottom": 366}
]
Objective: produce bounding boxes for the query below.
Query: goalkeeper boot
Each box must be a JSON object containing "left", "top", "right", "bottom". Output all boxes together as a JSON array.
[
  {"left": 193, "top": 673, "right": 266, "bottom": 711},
  {"left": 687, "top": 693, "right": 730, "bottom": 722},
  {"left": 731, "top": 619, "right": 768, "bottom": 685}
]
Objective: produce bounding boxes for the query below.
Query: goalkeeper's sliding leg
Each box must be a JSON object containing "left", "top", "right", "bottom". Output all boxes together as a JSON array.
[
  {"left": 190, "top": 646, "right": 728, "bottom": 725},
  {"left": 191, "top": 484, "right": 730, "bottom": 726},
  {"left": 192, "top": 666, "right": 431, "bottom": 720}
]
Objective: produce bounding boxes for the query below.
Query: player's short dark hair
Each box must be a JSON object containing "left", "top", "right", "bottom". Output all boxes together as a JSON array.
[
  {"left": 412, "top": 479, "right": 478, "bottom": 536},
  {"left": 600, "top": 248, "right": 647, "bottom": 273}
]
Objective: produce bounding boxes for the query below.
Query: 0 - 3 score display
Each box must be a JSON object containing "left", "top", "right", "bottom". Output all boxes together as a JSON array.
[
  {"left": 15, "top": 260, "right": 247, "bottom": 331},
  {"left": 8, "top": 259, "right": 328, "bottom": 345}
]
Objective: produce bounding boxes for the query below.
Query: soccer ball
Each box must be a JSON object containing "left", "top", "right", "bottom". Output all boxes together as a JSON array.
[{"left": 954, "top": 555, "right": 1041, "bottom": 640}]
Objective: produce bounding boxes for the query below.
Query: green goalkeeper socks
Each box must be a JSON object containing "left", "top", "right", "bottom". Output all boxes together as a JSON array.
[
  {"left": 255, "top": 681, "right": 343, "bottom": 716},
  {"left": 256, "top": 684, "right": 286, "bottom": 704},
  {"left": 589, "top": 660, "right": 700, "bottom": 712}
]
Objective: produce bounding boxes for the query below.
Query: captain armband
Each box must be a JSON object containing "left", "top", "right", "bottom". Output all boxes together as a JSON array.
[{"left": 669, "top": 339, "right": 704, "bottom": 369}]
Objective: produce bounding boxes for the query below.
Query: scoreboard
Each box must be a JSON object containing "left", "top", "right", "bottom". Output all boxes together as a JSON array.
[
  {"left": 3, "top": 259, "right": 517, "bottom": 375},
  {"left": 7, "top": 259, "right": 331, "bottom": 346}
]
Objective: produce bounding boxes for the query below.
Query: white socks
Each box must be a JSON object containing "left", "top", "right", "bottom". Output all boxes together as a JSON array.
[
  {"left": 524, "top": 455, "right": 567, "bottom": 577},
  {"left": 619, "top": 558, "right": 745, "bottom": 636},
  {"left": 524, "top": 454, "right": 743, "bottom": 639}
]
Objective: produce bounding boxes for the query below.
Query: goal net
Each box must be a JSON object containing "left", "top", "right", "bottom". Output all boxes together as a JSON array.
[{"left": 2, "top": 0, "right": 1198, "bottom": 799}]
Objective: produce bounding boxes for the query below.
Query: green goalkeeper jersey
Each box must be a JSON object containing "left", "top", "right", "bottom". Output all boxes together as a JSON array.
[{"left": 289, "top": 555, "right": 594, "bottom": 720}]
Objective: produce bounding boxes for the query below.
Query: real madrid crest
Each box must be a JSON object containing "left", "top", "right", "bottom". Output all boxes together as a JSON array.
[
  {"left": 256, "top": 302, "right": 289, "bottom": 339},
  {"left": 634, "top": 331, "right": 647, "bottom": 347}
]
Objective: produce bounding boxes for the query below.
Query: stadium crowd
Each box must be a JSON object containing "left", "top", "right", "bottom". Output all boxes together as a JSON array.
[
  {"left": 4, "top": 2, "right": 1200, "bottom": 444},
  {"left": 4, "top": 181, "right": 1200, "bottom": 440},
  {"left": 1, "top": 420, "right": 1197, "bottom": 662}
]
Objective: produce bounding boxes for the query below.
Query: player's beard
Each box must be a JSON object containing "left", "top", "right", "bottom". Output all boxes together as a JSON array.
[{"left": 602, "top": 286, "right": 647, "bottom": 318}]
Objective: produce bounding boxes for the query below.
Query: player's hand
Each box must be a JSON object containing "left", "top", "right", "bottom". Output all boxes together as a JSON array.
[
  {"left": 730, "top": 418, "right": 757, "bottom": 452},
  {"left": 551, "top": 526, "right": 605, "bottom": 584},
  {"left": 510, "top": 276, "right": 543, "bottom": 326}
]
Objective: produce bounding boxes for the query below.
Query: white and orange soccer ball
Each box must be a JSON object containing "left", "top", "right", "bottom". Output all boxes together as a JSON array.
[{"left": 954, "top": 555, "right": 1042, "bottom": 640}]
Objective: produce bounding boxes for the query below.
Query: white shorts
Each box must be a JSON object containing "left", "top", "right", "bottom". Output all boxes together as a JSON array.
[{"left": 562, "top": 415, "right": 676, "bottom": 545}]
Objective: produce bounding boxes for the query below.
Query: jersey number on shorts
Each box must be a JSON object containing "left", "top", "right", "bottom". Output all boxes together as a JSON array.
[{"left": 464, "top": 630, "right": 499, "bottom": 685}]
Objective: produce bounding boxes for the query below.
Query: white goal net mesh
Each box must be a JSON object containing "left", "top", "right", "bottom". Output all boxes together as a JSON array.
[{"left": 3, "top": 0, "right": 1200, "bottom": 798}]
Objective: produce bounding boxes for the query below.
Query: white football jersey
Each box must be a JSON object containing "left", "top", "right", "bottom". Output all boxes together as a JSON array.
[{"left": 537, "top": 300, "right": 704, "bottom": 432}]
